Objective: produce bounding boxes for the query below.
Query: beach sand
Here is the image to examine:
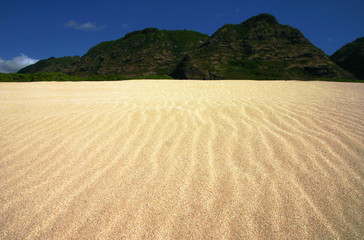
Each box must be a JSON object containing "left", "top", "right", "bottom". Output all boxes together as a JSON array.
[{"left": 0, "top": 80, "right": 363, "bottom": 239}]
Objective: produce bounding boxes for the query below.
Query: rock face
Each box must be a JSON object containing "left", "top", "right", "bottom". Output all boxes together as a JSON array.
[
  {"left": 172, "top": 14, "right": 354, "bottom": 80},
  {"left": 18, "top": 56, "right": 80, "bottom": 74},
  {"left": 330, "top": 37, "right": 364, "bottom": 79},
  {"left": 71, "top": 28, "right": 209, "bottom": 77}
]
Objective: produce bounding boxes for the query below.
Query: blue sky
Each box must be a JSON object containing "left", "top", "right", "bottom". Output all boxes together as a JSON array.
[{"left": 1, "top": 0, "right": 363, "bottom": 72}]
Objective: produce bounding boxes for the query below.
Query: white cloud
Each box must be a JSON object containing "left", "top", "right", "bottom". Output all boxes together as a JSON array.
[
  {"left": 65, "top": 20, "right": 105, "bottom": 31},
  {"left": 0, "top": 54, "right": 39, "bottom": 73},
  {"left": 122, "top": 23, "right": 129, "bottom": 28}
]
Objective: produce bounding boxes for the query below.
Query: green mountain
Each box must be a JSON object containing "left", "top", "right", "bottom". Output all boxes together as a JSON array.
[
  {"left": 18, "top": 29, "right": 209, "bottom": 77},
  {"left": 18, "top": 14, "right": 356, "bottom": 80},
  {"left": 330, "top": 37, "right": 364, "bottom": 79},
  {"left": 171, "top": 14, "right": 354, "bottom": 80},
  {"left": 71, "top": 28, "right": 209, "bottom": 77},
  {"left": 18, "top": 56, "right": 80, "bottom": 74}
]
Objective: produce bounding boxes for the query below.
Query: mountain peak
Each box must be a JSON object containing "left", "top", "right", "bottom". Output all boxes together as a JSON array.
[
  {"left": 124, "top": 28, "right": 159, "bottom": 39},
  {"left": 172, "top": 14, "right": 354, "bottom": 80},
  {"left": 242, "top": 13, "right": 278, "bottom": 26},
  {"left": 72, "top": 29, "right": 209, "bottom": 76}
]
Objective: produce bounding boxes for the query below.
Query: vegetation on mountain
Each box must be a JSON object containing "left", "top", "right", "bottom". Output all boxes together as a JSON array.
[
  {"left": 18, "top": 56, "right": 80, "bottom": 74},
  {"left": 330, "top": 37, "right": 364, "bottom": 79},
  {"left": 171, "top": 14, "right": 355, "bottom": 80},
  {"left": 17, "top": 14, "right": 358, "bottom": 81},
  {"left": 71, "top": 28, "right": 209, "bottom": 77},
  {"left": 0, "top": 73, "right": 173, "bottom": 82}
]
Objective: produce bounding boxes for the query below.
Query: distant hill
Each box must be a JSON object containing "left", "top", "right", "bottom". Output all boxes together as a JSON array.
[
  {"left": 330, "top": 37, "right": 364, "bottom": 79},
  {"left": 71, "top": 28, "right": 209, "bottom": 77},
  {"left": 172, "top": 14, "right": 354, "bottom": 80},
  {"left": 18, "top": 56, "right": 80, "bottom": 74}
]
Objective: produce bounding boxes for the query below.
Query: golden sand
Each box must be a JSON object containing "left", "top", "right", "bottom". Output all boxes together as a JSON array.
[{"left": 0, "top": 80, "right": 363, "bottom": 239}]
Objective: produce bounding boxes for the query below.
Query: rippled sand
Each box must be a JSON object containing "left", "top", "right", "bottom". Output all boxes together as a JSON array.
[{"left": 0, "top": 80, "right": 363, "bottom": 239}]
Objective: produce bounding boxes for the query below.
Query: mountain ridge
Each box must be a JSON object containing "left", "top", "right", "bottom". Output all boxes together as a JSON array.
[{"left": 18, "top": 13, "right": 357, "bottom": 80}]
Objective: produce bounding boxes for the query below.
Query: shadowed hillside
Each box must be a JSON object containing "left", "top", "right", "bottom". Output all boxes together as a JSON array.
[{"left": 330, "top": 37, "right": 364, "bottom": 80}]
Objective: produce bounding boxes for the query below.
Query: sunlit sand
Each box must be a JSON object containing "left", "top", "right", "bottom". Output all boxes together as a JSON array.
[{"left": 0, "top": 80, "right": 363, "bottom": 239}]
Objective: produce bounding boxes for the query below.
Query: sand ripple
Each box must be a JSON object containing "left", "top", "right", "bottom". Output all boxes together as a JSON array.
[{"left": 0, "top": 80, "right": 363, "bottom": 239}]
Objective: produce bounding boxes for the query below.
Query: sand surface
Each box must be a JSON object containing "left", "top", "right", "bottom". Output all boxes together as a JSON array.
[{"left": 0, "top": 80, "right": 363, "bottom": 239}]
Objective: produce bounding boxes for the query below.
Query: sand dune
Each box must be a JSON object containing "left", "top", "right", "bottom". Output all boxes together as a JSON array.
[{"left": 0, "top": 80, "right": 363, "bottom": 239}]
